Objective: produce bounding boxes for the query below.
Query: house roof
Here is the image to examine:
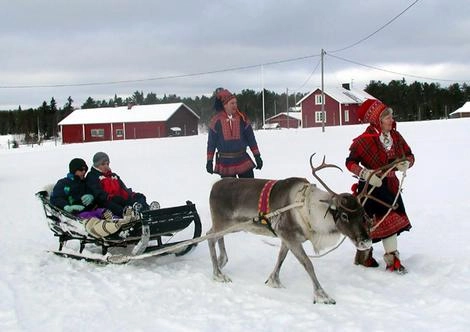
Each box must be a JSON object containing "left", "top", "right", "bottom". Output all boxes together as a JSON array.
[
  {"left": 296, "top": 86, "right": 376, "bottom": 105},
  {"left": 58, "top": 102, "right": 199, "bottom": 125},
  {"left": 266, "top": 112, "right": 302, "bottom": 121},
  {"left": 449, "top": 101, "right": 470, "bottom": 115}
]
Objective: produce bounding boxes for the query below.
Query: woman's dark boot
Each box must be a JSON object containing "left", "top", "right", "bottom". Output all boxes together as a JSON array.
[{"left": 354, "top": 247, "right": 379, "bottom": 267}]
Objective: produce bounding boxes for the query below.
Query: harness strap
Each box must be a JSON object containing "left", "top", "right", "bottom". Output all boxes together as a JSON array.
[
  {"left": 255, "top": 182, "right": 309, "bottom": 236},
  {"left": 257, "top": 180, "right": 278, "bottom": 236}
]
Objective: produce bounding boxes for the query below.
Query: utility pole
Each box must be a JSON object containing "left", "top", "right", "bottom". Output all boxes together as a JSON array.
[
  {"left": 37, "top": 116, "right": 41, "bottom": 140},
  {"left": 321, "top": 48, "right": 325, "bottom": 133},
  {"left": 261, "top": 65, "right": 265, "bottom": 129},
  {"left": 286, "top": 88, "right": 289, "bottom": 129}
]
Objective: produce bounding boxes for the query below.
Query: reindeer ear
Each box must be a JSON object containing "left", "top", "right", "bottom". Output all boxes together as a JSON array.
[
  {"left": 330, "top": 198, "right": 338, "bottom": 210},
  {"left": 324, "top": 197, "right": 337, "bottom": 210}
]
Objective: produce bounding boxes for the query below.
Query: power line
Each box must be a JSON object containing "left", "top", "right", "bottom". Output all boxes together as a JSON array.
[
  {"left": 327, "top": 53, "right": 470, "bottom": 83},
  {"left": 293, "top": 58, "right": 321, "bottom": 92},
  {"left": 327, "top": 0, "right": 420, "bottom": 53},
  {"left": 0, "top": 0, "right": 437, "bottom": 92},
  {"left": 0, "top": 54, "right": 320, "bottom": 89}
]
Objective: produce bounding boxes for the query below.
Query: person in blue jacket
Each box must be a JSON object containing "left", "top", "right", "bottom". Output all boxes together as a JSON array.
[
  {"left": 206, "top": 88, "right": 263, "bottom": 178},
  {"left": 51, "top": 158, "right": 95, "bottom": 214}
]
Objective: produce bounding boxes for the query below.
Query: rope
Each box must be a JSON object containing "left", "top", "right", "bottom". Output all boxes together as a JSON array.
[
  {"left": 370, "top": 170, "right": 406, "bottom": 232},
  {"left": 360, "top": 158, "right": 404, "bottom": 207},
  {"left": 286, "top": 184, "right": 348, "bottom": 259},
  {"left": 309, "top": 236, "right": 347, "bottom": 258},
  {"left": 357, "top": 157, "right": 407, "bottom": 233},
  {"left": 301, "top": 160, "right": 407, "bottom": 258},
  {"left": 107, "top": 200, "right": 305, "bottom": 264}
]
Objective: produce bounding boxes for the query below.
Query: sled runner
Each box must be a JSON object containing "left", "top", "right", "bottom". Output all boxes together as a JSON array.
[{"left": 36, "top": 190, "right": 202, "bottom": 264}]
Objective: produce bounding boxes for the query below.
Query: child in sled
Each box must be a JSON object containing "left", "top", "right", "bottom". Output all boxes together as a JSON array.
[
  {"left": 50, "top": 157, "right": 136, "bottom": 238},
  {"left": 85, "top": 152, "right": 159, "bottom": 217}
]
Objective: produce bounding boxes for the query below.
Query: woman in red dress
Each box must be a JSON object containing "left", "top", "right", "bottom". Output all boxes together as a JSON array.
[{"left": 346, "top": 99, "right": 415, "bottom": 274}]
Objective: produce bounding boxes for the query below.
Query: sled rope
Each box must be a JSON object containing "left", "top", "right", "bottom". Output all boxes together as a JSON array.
[{"left": 107, "top": 201, "right": 305, "bottom": 264}]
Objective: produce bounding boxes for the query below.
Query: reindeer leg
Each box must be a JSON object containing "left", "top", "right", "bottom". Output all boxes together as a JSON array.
[
  {"left": 265, "top": 242, "right": 289, "bottom": 288},
  {"left": 217, "top": 237, "right": 228, "bottom": 268},
  {"left": 208, "top": 234, "right": 231, "bottom": 283},
  {"left": 288, "top": 242, "right": 336, "bottom": 304}
]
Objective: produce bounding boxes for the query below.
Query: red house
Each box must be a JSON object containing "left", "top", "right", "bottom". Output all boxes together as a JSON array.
[
  {"left": 265, "top": 108, "right": 302, "bottom": 128},
  {"left": 297, "top": 84, "right": 376, "bottom": 128},
  {"left": 58, "top": 103, "right": 199, "bottom": 144}
]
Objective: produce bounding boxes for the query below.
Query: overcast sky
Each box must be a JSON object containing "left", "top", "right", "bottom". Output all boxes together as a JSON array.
[{"left": 1, "top": 0, "right": 469, "bottom": 110}]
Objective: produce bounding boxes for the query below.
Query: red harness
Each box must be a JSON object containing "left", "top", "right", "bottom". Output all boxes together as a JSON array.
[{"left": 258, "top": 180, "right": 278, "bottom": 222}]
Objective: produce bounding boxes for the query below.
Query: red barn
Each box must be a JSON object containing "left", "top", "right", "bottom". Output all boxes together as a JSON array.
[
  {"left": 58, "top": 103, "right": 199, "bottom": 144},
  {"left": 265, "top": 110, "right": 302, "bottom": 128},
  {"left": 298, "top": 84, "right": 376, "bottom": 128}
]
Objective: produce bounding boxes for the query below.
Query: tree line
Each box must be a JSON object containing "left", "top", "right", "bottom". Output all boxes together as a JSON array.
[
  {"left": 1, "top": 79, "right": 469, "bottom": 140},
  {"left": 366, "top": 79, "right": 470, "bottom": 121}
]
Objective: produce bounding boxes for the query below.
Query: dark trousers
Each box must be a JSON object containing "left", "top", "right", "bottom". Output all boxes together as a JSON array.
[
  {"left": 221, "top": 169, "right": 254, "bottom": 179},
  {"left": 105, "top": 193, "right": 148, "bottom": 217}
]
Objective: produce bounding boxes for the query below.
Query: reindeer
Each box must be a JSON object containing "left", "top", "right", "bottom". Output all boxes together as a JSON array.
[{"left": 207, "top": 155, "right": 372, "bottom": 304}]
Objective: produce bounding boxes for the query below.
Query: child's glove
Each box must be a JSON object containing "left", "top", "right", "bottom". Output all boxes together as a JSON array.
[
  {"left": 64, "top": 205, "right": 85, "bottom": 213},
  {"left": 81, "top": 194, "right": 94, "bottom": 206}
]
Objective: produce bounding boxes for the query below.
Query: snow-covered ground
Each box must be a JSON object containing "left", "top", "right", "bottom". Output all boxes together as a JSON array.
[{"left": 1, "top": 118, "right": 469, "bottom": 331}]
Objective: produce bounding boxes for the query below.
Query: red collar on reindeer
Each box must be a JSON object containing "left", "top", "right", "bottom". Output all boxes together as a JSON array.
[
  {"left": 257, "top": 180, "right": 278, "bottom": 236},
  {"left": 258, "top": 180, "right": 277, "bottom": 216}
]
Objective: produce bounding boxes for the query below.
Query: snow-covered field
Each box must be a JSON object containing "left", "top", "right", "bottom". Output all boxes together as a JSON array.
[{"left": 1, "top": 118, "right": 469, "bottom": 331}]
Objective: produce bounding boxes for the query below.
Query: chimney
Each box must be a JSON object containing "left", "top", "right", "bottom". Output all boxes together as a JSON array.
[
  {"left": 342, "top": 83, "right": 350, "bottom": 90},
  {"left": 127, "top": 102, "right": 134, "bottom": 110}
]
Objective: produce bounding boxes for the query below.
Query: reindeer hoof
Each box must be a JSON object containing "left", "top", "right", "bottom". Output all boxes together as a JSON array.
[
  {"left": 313, "top": 297, "right": 336, "bottom": 305},
  {"left": 213, "top": 273, "right": 232, "bottom": 283},
  {"left": 313, "top": 290, "right": 336, "bottom": 304},
  {"left": 265, "top": 277, "right": 284, "bottom": 288}
]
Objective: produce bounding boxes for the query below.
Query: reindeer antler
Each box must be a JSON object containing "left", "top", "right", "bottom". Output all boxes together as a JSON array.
[
  {"left": 309, "top": 153, "right": 343, "bottom": 196},
  {"left": 310, "top": 153, "right": 362, "bottom": 213}
]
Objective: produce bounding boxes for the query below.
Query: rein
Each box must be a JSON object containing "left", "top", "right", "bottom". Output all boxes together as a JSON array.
[
  {"left": 108, "top": 185, "right": 309, "bottom": 264},
  {"left": 358, "top": 158, "right": 407, "bottom": 232},
  {"left": 255, "top": 182, "right": 309, "bottom": 235},
  {"left": 369, "top": 169, "right": 406, "bottom": 232}
]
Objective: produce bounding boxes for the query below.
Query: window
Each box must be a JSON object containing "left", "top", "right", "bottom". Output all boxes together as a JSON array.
[
  {"left": 315, "top": 94, "right": 323, "bottom": 105},
  {"left": 344, "top": 110, "right": 350, "bottom": 122},
  {"left": 315, "top": 111, "right": 326, "bottom": 123},
  {"left": 91, "top": 129, "right": 104, "bottom": 137},
  {"left": 116, "top": 129, "right": 124, "bottom": 137}
]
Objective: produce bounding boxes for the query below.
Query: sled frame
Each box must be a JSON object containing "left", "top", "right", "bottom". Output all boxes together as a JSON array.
[{"left": 36, "top": 191, "right": 202, "bottom": 258}]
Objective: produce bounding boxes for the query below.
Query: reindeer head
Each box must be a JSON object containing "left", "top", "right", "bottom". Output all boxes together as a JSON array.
[{"left": 310, "top": 154, "right": 372, "bottom": 251}]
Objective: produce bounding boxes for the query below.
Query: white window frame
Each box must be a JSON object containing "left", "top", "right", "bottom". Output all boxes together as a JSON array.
[
  {"left": 315, "top": 111, "right": 326, "bottom": 123},
  {"left": 314, "top": 94, "right": 323, "bottom": 105},
  {"left": 344, "top": 109, "right": 350, "bottom": 122},
  {"left": 116, "top": 129, "right": 124, "bottom": 137},
  {"left": 91, "top": 129, "right": 104, "bottom": 137}
]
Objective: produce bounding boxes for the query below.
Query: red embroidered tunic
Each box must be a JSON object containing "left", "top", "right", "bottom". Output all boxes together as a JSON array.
[{"left": 207, "top": 111, "right": 260, "bottom": 177}]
